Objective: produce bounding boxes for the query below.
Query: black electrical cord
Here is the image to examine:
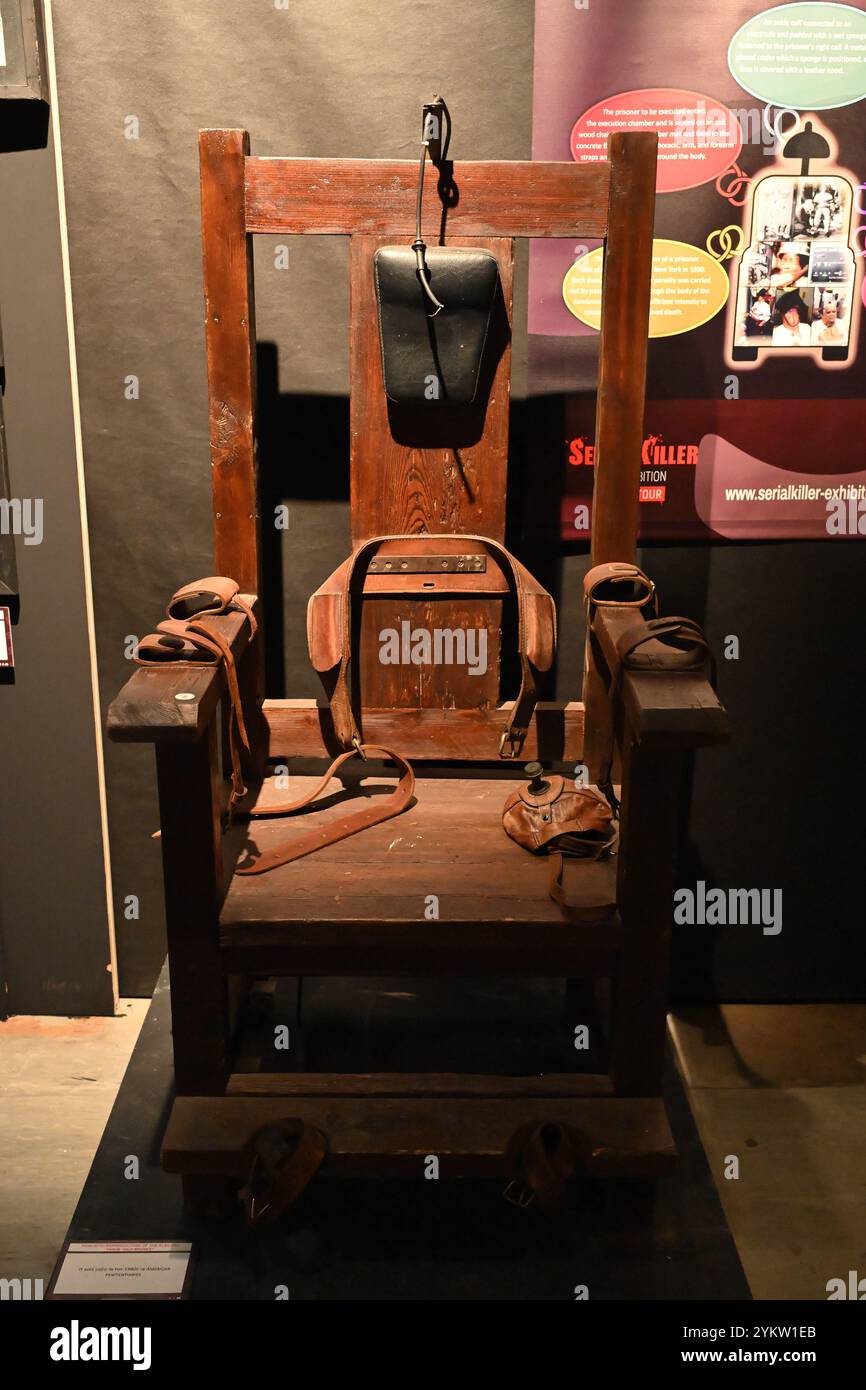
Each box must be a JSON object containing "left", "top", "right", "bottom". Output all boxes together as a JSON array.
[{"left": 411, "top": 98, "right": 450, "bottom": 316}]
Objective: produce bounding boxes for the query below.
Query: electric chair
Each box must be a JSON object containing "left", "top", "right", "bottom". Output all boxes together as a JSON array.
[{"left": 108, "top": 114, "right": 728, "bottom": 1219}]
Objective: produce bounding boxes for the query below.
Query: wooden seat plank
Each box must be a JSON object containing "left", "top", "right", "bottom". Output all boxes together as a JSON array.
[{"left": 219, "top": 775, "right": 620, "bottom": 973}]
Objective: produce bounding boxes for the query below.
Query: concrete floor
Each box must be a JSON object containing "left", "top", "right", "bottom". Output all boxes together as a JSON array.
[
  {"left": 1, "top": 1001, "right": 864, "bottom": 1298},
  {"left": 0, "top": 1000, "right": 148, "bottom": 1286},
  {"left": 669, "top": 1005, "right": 866, "bottom": 1301}
]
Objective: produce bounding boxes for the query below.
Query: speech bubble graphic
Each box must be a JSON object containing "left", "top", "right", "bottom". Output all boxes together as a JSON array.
[
  {"left": 563, "top": 239, "right": 730, "bottom": 338},
  {"left": 570, "top": 88, "right": 742, "bottom": 194},
  {"left": 729, "top": 3, "right": 866, "bottom": 110}
]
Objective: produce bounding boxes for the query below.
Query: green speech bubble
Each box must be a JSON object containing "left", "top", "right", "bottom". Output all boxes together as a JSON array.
[{"left": 729, "top": 2, "right": 866, "bottom": 110}]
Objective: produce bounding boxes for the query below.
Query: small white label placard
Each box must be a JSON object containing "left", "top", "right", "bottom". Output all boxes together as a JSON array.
[{"left": 52, "top": 1242, "right": 193, "bottom": 1299}]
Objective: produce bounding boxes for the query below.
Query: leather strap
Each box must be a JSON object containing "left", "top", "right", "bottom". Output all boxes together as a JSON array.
[
  {"left": 236, "top": 744, "right": 415, "bottom": 875},
  {"left": 599, "top": 613, "right": 715, "bottom": 806},
  {"left": 547, "top": 850, "right": 618, "bottom": 924},
  {"left": 316, "top": 533, "right": 555, "bottom": 759},
  {"left": 241, "top": 1120, "right": 327, "bottom": 1226},
  {"left": 136, "top": 578, "right": 256, "bottom": 813},
  {"left": 504, "top": 1121, "right": 590, "bottom": 1213},
  {"left": 583, "top": 560, "right": 657, "bottom": 615},
  {"left": 167, "top": 575, "right": 258, "bottom": 636},
  {"left": 615, "top": 615, "right": 712, "bottom": 674}
]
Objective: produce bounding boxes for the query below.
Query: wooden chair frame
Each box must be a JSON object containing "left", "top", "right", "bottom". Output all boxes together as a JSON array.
[{"left": 108, "top": 129, "right": 728, "bottom": 1203}]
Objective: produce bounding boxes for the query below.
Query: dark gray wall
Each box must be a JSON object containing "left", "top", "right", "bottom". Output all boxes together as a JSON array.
[
  {"left": 50, "top": 0, "right": 865, "bottom": 1000},
  {"left": 0, "top": 119, "right": 115, "bottom": 1016}
]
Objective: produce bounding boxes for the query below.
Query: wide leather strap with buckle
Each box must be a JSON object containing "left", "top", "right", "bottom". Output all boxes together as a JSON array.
[
  {"left": 504, "top": 1121, "right": 591, "bottom": 1213},
  {"left": 135, "top": 577, "right": 255, "bottom": 813},
  {"left": 584, "top": 562, "right": 714, "bottom": 805},
  {"left": 307, "top": 533, "right": 556, "bottom": 759},
  {"left": 240, "top": 1119, "right": 328, "bottom": 1227},
  {"left": 236, "top": 743, "right": 415, "bottom": 875},
  {"left": 583, "top": 560, "right": 657, "bottom": 617},
  {"left": 615, "top": 615, "right": 713, "bottom": 674},
  {"left": 166, "top": 575, "right": 258, "bottom": 636}
]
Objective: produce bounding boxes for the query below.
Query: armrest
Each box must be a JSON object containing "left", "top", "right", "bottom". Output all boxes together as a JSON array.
[
  {"left": 592, "top": 607, "right": 729, "bottom": 750},
  {"left": 106, "top": 598, "right": 256, "bottom": 744}
]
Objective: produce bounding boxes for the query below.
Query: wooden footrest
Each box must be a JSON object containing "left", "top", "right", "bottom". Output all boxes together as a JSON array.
[{"left": 162, "top": 1083, "right": 676, "bottom": 1180}]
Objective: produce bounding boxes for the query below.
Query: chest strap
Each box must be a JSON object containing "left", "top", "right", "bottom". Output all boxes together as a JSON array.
[
  {"left": 236, "top": 744, "right": 415, "bottom": 875},
  {"left": 308, "top": 533, "right": 556, "bottom": 759}
]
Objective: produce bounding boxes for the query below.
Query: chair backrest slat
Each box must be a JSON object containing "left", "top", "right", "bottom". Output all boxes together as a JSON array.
[
  {"left": 200, "top": 129, "right": 260, "bottom": 594},
  {"left": 593, "top": 131, "right": 657, "bottom": 564},
  {"left": 244, "top": 156, "right": 611, "bottom": 238}
]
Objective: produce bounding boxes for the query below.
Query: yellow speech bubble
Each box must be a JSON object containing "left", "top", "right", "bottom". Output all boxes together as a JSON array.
[{"left": 563, "top": 238, "right": 730, "bottom": 337}]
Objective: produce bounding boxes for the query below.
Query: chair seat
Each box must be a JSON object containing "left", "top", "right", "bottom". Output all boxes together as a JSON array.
[{"left": 219, "top": 773, "right": 620, "bottom": 975}]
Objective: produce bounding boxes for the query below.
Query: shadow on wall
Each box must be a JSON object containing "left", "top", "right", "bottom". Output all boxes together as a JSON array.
[{"left": 256, "top": 342, "right": 349, "bottom": 698}]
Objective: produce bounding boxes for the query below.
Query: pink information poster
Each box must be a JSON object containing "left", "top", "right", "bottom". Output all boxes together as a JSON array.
[{"left": 531, "top": 0, "right": 866, "bottom": 540}]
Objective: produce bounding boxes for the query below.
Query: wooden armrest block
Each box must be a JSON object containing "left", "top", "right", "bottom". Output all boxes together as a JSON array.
[
  {"left": 621, "top": 669, "right": 729, "bottom": 748},
  {"left": 107, "top": 599, "right": 256, "bottom": 743},
  {"left": 107, "top": 665, "right": 223, "bottom": 742},
  {"left": 592, "top": 608, "right": 728, "bottom": 749}
]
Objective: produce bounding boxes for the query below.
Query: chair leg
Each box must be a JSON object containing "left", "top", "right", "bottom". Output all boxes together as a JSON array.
[
  {"left": 156, "top": 723, "right": 229, "bottom": 1096},
  {"left": 611, "top": 737, "right": 683, "bottom": 1096}
]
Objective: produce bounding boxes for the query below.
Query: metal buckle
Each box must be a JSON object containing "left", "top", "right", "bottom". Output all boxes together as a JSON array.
[
  {"left": 351, "top": 735, "right": 367, "bottom": 761},
  {"left": 503, "top": 1178, "right": 535, "bottom": 1209},
  {"left": 498, "top": 729, "right": 525, "bottom": 759}
]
